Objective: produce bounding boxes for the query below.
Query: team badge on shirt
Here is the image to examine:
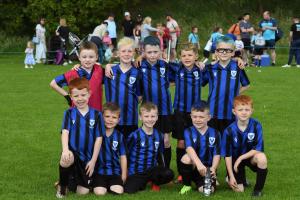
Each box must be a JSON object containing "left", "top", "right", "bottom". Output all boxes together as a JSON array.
[
  {"left": 141, "top": 141, "right": 145, "bottom": 147},
  {"left": 209, "top": 137, "right": 215, "bottom": 146},
  {"left": 180, "top": 72, "right": 184, "bottom": 79},
  {"left": 247, "top": 132, "right": 255, "bottom": 141},
  {"left": 112, "top": 141, "right": 118, "bottom": 151},
  {"left": 89, "top": 119, "right": 95, "bottom": 128},
  {"left": 128, "top": 76, "right": 136, "bottom": 86},
  {"left": 154, "top": 141, "right": 160, "bottom": 152},
  {"left": 231, "top": 70, "right": 237, "bottom": 79},
  {"left": 160, "top": 67, "right": 166, "bottom": 77},
  {"left": 193, "top": 71, "right": 200, "bottom": 80},
  {"left": 142, "top": 68, "right": 146, "bottom": 73},
  {"left": 72, "top": 120, "right": 75, "bottom": 124},
  {"left": 193, "top": 138, "right": 197, "bottom": 143},
  {"left": 234, "top": 137, "right": 238, "bottom": 143}
]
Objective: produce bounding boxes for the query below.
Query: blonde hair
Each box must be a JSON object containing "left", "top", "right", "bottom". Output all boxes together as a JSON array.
[
  {"left": 59, "top": 18, "right": 67, "bottom": 26},
  {"left": 27, "top": 41, "right": 34, "bottom": 49},
  {"left": 117, "top": 37, "right": 135, "bottom": 50},
  {"left": 143, "top": 17, "right": 152, "bottom": 25}
]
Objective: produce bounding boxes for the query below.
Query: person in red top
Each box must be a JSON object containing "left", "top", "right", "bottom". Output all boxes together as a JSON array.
[{"left": 50, "top": 42, "right": 104, "bottom": 111}]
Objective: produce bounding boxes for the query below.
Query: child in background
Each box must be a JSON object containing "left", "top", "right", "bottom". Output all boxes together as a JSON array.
[
  {"left": 251, "top": 28, "right": 265, "bottom": 67},
  {"left": 24, "top": 41, "right": 35, "bottom": 68},
  {"left": 133, "top": 24, "right": 142, "bottom": 55},
  {"left": 188, "top": 26, "right": 200, "bottom": 50},
  {"left": 102, "top": 31, "right": 112, "bottom": 49},
  {"left": 162, "top": 24, "right": 171, "bottom": 51},
  {"left": 156, "top": 23, "right": 164, "bottom": 50},
  {"left": 234, "top": 35, "right": 244, "bottom": 58},
  {"left": 104, "top": 44, "right": 114, "bottom": 62}
]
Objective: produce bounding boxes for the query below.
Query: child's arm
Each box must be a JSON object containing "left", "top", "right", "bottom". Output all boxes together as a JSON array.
[
  {"left": 225, "top": 156, "right": 239, "bottom": 189},
  {"left": 61, "top": 129, "right": 72, "bottom": 163},
  {"left": 211, "top": 155, "right": 220, "bottom": 176},
  {"left": 120, "top": 155, "right": 127, "bottom": 183},
  {"left": 239, "top": 69, "right": 250, "bottom": 94},
  {"left": 239, "top": 85, "right": 250, "bottom": 94},
  {"left": 50, "top": 79, "right": 72, "bottom": 106},
  {"left": 233, "top": 150, "right": 259, "bottom": 173},
  {"left": 186, "top": 147, "right": 207, "bottom": 176},
  {"left": 86, "top": 137, "right": 102, "bottom": 177}
]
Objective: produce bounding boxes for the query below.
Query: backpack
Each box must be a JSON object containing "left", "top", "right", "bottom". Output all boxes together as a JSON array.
[
  {"left": 275, "top": 28, "right": 284, "bottom": 42},
  {"left": 228, "top": 23, "right": 241, "bottom": 36}
]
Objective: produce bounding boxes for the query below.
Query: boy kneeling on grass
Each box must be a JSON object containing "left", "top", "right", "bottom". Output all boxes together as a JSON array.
[
  {"left": 124, "top": 102, "right": 174, "bottom": 194},
  {"left": 221, "top": 95, "right": 268, "bottom": 197},
  {"left": 179, "top": 101, "right": 221, "bottom": 195},
  {"left": 56, "top": 77, "right": 104, "bottom": 198}
]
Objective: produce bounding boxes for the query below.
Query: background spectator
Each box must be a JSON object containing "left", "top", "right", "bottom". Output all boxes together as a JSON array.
[{"left": 35, "top": 17, "right": 47, "bottom": 63}]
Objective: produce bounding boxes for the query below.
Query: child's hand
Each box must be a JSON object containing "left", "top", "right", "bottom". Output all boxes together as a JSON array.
[
  {"left": 121, "top": 173, "right": 127, "bottom": 183},
  {"left": 235, "top": 57, "right": 245, "bottom": 69},
  {"left": 105, "top": 64, "right": 114, "bottom": 79},
  {"left": 61, "top": 150, "right": 73, "bottom": 163},
  {"left": 72, "top": 64, "right": 81, "bottom": 71},
  {"left": 210, "top": 167, "right": 216, "bottom": 177},
  {"left": 134, "top": 55, "right": 143, "bottom": 68},
  {"left": 85, "top": 160, "right": 95, "bottom": 177},
  {"left": 233, "top": 157, "right": 243, "bottom": 173},
  {"left": 195, "top": 61, "right": 205, "bottom": 70},
  {"left": 196, "top": 164, "right": 207, "bottom": 176},
  {"left": 229, "top": 176, "right": 238, "bottom": 190}
]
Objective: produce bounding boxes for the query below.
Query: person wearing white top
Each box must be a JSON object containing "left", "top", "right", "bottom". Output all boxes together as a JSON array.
[
  {"left": 35, "top": 18, "right": 47, "bottom": 63},
  {"left": 105, "top": 14, "right": 117, "bottom": 48}
]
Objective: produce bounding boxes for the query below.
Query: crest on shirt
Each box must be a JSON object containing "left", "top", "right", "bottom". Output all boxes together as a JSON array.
[
  {"left": 112, "top": 141, "right": 118, "bottom": 151},
  {"left": 160, "top": 67, "right": 166, "bottom": 77},
  {"left": 180, "top": 72, "right": 184, "bottom": 79},
  {"left": 142, "top": 68, "right": 146, "bottom": 73},
  {"left": 209, "top": 137, "right": 215, "bottom": 146},
  {"left": 234, "top": 137, "right": 238, "bottom": 143},
  {"left": 128, "top": 76, "right": 136, "bottom": 86},
  {"left": 231, "top": 70, "right": 237, "bottom": 79},
  {"left": 213, "top": 71, "right": 217, "bottom": 77},
  {"left": 72, "top": 120, "right": 75, "bottom": 124},
  {"left": 141, "top": 141, "right": 145, "bottom": 147},
  {"left": 154, "top": 141, "right": 160, "bottom": 151},
  {"left": 193, "top": 71, "right": 200, "bottom": 80},
  {"left": 193, "top": 138, "right": 197, "bottom": 143},
  {"left": 247, "top": 132, "right": 255, "bottom": 141},
  {"left": 89, "top": 119, "right": 95, "bottom": 128}
]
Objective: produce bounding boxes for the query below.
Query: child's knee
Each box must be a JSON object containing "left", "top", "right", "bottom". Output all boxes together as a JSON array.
[
  {"left": 110, "top": 185, "right": 124, "bottom": 194},
  {"left": 76, "top": 186, "right": 90, "bottom": 195},
  {"left": 93, "top": 187, "right": 107, "bottom": 195},
  {"left": 255, "top": 153, "right": 267, "bottom": 168},
  {"left": 181, "top": 154, "right": 192, "bottom": 164}
]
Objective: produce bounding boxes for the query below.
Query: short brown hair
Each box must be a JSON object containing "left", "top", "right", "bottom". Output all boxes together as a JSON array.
[
  {"left": 79, "top": 41, "right": 98, "bottom": 55},
  {"left": 180, "top": 43, "right": 198, "bottom": 55},
  {"left": 233, "top": 95, "right": 253, "bottom": 108},
  {"left": 103, "top": 102, "right": 121, "bottom": 116},
  {"left": 68, "top": 77, "right": 90, "bottom": 94},
  {"left": 139, "top": 101, "right": 158, "bottom": 114}
]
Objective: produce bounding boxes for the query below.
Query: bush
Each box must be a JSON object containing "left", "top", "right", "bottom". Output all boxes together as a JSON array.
[{"left": 0, "top": 31, "right": 29, "bottom": 52}]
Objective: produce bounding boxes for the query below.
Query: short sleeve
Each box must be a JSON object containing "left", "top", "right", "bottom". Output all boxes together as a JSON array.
[
  {"left": 184, "top": 129, "right": 193, "bottom": 148},
  {"left": 96, "top": 112, "right": 105, "bottom": 138},
  {"left": 258, "top": 20, "right": 263, "bottom": 28},
  {"left": 240, "top": 70, "right": 250, "bottom": 86},
  {"left": 119, "top": 134, "right": 127, "bottom": 156},
  {"left": 61, "top": 110, "right": 71, "bottom": 132},
  {"left": 55, "top": 74, "right": 68, "bottom": 87},
  {"left": 254, "top": 123, "right": 264, "bottom": 152},
  {"left": 213, "top": 131, "right": 221, "bottom": 156},
  {"left": 188, "top": 33, "right": 193, "bottom": 42},
  {"left": 221, "top": 129, "right": 232, "bottom": 157}
]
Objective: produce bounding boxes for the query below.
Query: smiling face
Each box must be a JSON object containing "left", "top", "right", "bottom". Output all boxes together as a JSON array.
[
  {"left": 118, "top": 44, "right": 134, "bottom": 65},
  {"left": 79, "top": 49, "right": 98, "bottom": 70},
  {"left": 144, "top": 45, "right": 161, "bottom": 65},
  {"left": 103, "top": 110, "right": 120, "bottom": 130},
  {"left": 180, "top": 49, "right": 198, "bottom": 68},
  {"left": 70, "top": 88, "right": 90, "bottom": 110},
  {"left": 232, "top": 104, "right": 253, "bottom": 122},
  {"left": 215, "top": 42, "right": 235, "bottom": 62},
  {"left": 190, "top": 109, "right": 211, "bottom": 130},
  {"left": 139, "top": 109, "right": 158, "bottom": 129}
]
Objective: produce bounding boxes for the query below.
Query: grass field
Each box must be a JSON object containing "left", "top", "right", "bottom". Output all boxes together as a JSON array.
[{"left": 0, "top": 54, "right": 300, "bottom": 200}]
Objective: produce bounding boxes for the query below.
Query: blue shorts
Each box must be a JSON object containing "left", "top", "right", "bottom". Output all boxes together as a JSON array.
[{"left": 265, "top": 39, "right": 275, "bottom": 49}]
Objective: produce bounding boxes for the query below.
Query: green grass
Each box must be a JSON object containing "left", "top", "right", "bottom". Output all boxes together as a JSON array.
[{"left": 0, "top": 54, "right": 300, "bottom": 200}]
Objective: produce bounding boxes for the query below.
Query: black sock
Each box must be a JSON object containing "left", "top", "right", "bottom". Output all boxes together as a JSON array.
[
  {"left": 254, "top": 168, "right": 268, "bottom": 191},
  {"left": 164, "top": 147, "right": 171, "bottom": 168},
  {"left": 59, "top": 165, "right": 72, "bottom": 187},
  {"left": 181, "top": 163, "right": 193, "bottom": 186},
  {"left": 176, "top": 148, "right": 186, "bottom": 175},
  {"left": 258, "top": 59, "right": 261, "bottom": 67}
]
